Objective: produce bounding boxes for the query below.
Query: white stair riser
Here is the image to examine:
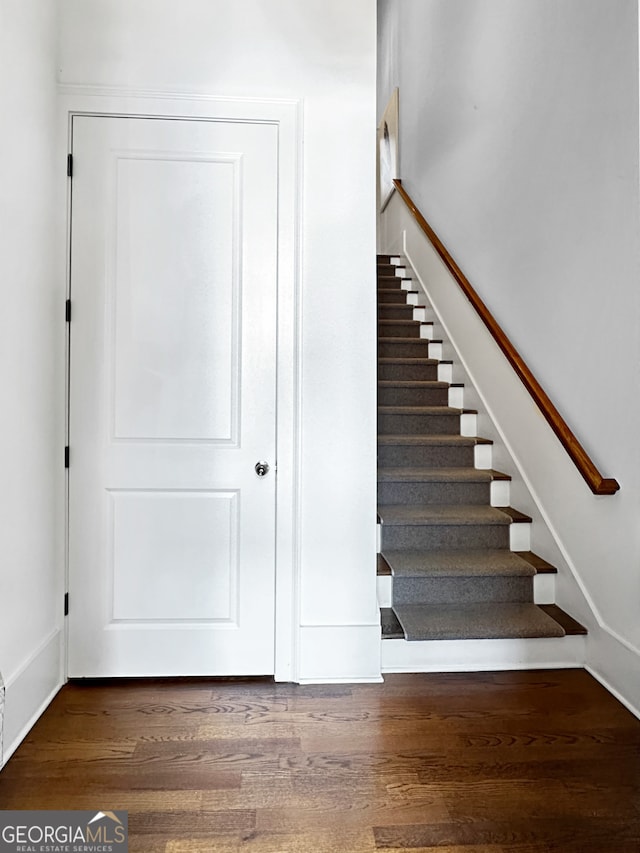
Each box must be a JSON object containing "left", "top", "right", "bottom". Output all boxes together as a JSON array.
[
  {"left": 460, "top": 412, "right": 477, "bottom": 436},
  {"left": 533, "top": 572, "right": 556, "bottom": 604},
  {"left": 474, "top": 444, "right": 493, "bottom": 468},
  {"left": 427, "top": 341, "right": 443, "bottom": 360},
  {"left": 438, "top": 363, "right": 453, "bottom": 383},
  {"left": 377, "top": 576, "right": 393, "bottom": 607},
  {"left": 381, "top": 635, "right": 585, "bottom": 672},
  {"left": 510, "top": 522, "right": 530, "bottom": 551},
  {"left": 490, "top": 480, "right": 510, "bottom": 506},
  {"left": 448, "top": 386, "right": 464, "bottom": 408}
]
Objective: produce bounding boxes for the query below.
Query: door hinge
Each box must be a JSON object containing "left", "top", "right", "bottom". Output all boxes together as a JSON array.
[
  {"left": 67, "top": 154, "right": 73, "bottom": 178},
  {"left": 64, "top": 446, "right": 70, "bottom": 468},
  {"left": 65, "top": 299, "right": 71, "bottom": 322},
  {"left": 64, "top": 592, "right": 69, "bottom": 616}
]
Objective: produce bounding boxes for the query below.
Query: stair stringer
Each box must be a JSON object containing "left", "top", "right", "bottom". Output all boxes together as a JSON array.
[{"left": 377, "top": 255, "right": 588, "bottom": 673}]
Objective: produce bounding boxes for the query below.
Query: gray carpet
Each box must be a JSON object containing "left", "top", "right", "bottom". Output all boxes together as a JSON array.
[
  {"left": 382, "top": 548, "right": 537, "bottom": 577},
  {"left": 393, "top": 602, "right": 566, "bottom": 641},
  {"left": 378, "top": 504, "right": 514, "bottom": 526},
  {"left": 378, "top": 466, "right": 497, "bottom": 483}
]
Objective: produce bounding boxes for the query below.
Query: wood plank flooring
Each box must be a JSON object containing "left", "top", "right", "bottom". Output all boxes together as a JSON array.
[{"left": 1, "top": 670, "right": 639, "bottom": 852}]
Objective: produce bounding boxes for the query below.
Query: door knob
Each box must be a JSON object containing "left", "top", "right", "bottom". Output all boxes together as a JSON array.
[{"left": 255, "top": 461, "right": 270, "bottom": 477}]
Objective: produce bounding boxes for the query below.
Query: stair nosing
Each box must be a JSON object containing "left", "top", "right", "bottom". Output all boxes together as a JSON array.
[
  {"left": 538, "top": 604, "right": 588, "bottom": 635},
  {"left": 514, "top": 551, "right": 557, "bottom": 573}
]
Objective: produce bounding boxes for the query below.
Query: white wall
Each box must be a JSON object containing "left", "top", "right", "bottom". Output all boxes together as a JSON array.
[
  {"left": 378, "top": 0, "right": 640, "bottom": 709},
  {"left": 0, "top": 0, "right": 65, "bottom": 762},
  {"left": 58, "top": 0, "right": 380, "bottom": 682},
  {"left": 379, "top": 0, "right": 639, "bottom": 475}
]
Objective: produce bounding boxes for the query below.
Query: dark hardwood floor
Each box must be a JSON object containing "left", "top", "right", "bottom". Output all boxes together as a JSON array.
[{"left": 1, "top": 669, "right": 639, "bottom": 852}]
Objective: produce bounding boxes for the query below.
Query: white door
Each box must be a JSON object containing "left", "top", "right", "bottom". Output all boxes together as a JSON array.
[{"left": 68, "top": 115, "right": 278, "bottom": 676}]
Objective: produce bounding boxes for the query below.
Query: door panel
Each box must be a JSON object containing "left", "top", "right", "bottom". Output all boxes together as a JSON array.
[
  {"left": 109, "top": 490, "right": 238, "bottom": 623},
  {"left": 68, "top": 116, "right": 278, "bottom": 676},
  {"left": 112, "top": 153, "right": 240, "bottom": 442}
]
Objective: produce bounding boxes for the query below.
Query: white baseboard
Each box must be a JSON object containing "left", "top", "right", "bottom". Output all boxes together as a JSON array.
[
  {"left": 586, "top": 626, "right": 640, "bottom": 720},
  {"left": 381, "top": 635, "right": 585, "bottom": 673},
  {"left": 2, "top": 629, "right": 64, "bottom": 767},
  {"left": 298, "top": 676, "right": 384, "bottom": 684},
  {"left": 298, "top": 624, "right": 382, "bottom": 682}
]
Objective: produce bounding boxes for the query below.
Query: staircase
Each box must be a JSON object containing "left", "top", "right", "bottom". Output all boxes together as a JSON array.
[{"left": 377, "top": 254, "right": 586, "bottom": 663}]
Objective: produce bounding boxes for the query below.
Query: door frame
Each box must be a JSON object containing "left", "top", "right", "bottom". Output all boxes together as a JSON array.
[{"left": 59, "top": 86, "right": 302, "bottom": 682}]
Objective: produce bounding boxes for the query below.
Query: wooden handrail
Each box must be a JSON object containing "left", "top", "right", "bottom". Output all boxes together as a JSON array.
[{"left": 393, "top": 179, "right": 620, "bottom": 496}]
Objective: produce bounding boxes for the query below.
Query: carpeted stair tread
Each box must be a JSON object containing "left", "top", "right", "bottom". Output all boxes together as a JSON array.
[
  {"left": 377, "top": 305, "right": 416, "bottom": 317},
  {"left": 378, "top": 405, "right": 469, "bottom": 415},
  {"left": 393, "top": 602, "right": 566, "bottom": 640},
  {"left": 378, "top": 358, "right": 439, "bottom": 366},
  {"left": 378, "top": 381, "right": 450, "bottom": 389},
  {"left": 378, "top": 293, "right": 419, "bottom": 305},
  {"left": 377, "top": 273, "right": 411, "bottom": 290},
  {"left": 377, "top": 282, "right": 410, "bottom": 291},
  {"left": 378, "top": 466, "right": 509, "bottom": 483},
  {"left": 378, "top": 336, "right": 438, "bottom": 343},
  {"left": 378, "top": 434, "right": 492, "bottom": 446},
  {"left": 377, "top": 302, "right": 415, "bottom": 308},
  {"left": 377, "top": 266, "right": 407, "bottom": 273},
  {"left": 377, "top": 284, "right": 418, "bottom": 293},
  {"left": 378, "top": 504, "right": 522, "bottom": 526},
  {"left": 377, "top": 321, "right": 432, "bottom": 339},
  {"left": 379, "top": 548, "right": 538, "bottom": 577}
]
